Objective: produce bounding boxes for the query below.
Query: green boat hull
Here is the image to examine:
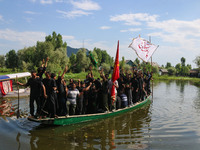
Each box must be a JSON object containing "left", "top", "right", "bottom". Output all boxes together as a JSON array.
[{"left": 28, "top": 95, "right": 152, "bottom": 126}]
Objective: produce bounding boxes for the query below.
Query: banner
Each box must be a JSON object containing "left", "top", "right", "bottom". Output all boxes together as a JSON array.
[{"left": 129, "top": 36, "right": 158, "bottom": 62}]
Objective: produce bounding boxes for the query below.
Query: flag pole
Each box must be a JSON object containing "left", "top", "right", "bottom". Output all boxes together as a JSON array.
[
  {"left": 149, "top": 36, "right": 153, "bottom": 98},
  {"left": 16, "top": 75, "right": 20, "bottom": 118}
]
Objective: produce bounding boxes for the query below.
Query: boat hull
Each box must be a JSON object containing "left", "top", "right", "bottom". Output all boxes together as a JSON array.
[{"left": 28, "top": 95, "right": 152, "bottom": 126}]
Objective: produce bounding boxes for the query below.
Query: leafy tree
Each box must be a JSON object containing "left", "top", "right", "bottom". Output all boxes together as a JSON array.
[
  {"left": 76, "top": 49, "right": 90, "bottom": 72},
  {"left": 93, "top": 47, "right": 102, "bottom": 66},
  {"left": 194, "top": 56, "right": 200, "bottom": 69},
  {"left": 175, "top": 63, "right": 181, "bottom": 74},
  {"left": 5, "top": 49, "right": 18, "bottom": 70},
  {"left": 101, "top": 63, "right": 110, "bottom": 74},
  {"left": 120, "top": 56, "right": 125, "bottom": 70},
  {"left": 187, "top": 64, "right": 191, "bottom": 70},
  {"left": 152, "top": 66, "right": 159, "bottom": 74},
  {"left": 165, "top": 62, "right": 171, "bottom": 69},
  {"left": 181, "top": 66, "right": 190, "bottom": 76},
  {"left": 181, "top": 57, "right": 186, "bottom": 67},
  {"left": 167, "top": 67, "right": 176, "bottom": 76},
  {"left": 124, "top": 64, "right": 131, "bottom": 72},
  {"left": 69, "top": 53, "right": 76, "bottom": 72},
  {"left": 45, "top": 31, "right": 67, "bottom": 50},
  {"left": 134, "top": 58, "right": 140, "bottom": 67},
  {"left": 0, "top": 55, "right": 5, "bottom": 67}
]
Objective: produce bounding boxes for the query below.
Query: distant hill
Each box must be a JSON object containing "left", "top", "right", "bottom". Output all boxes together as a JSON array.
[{"left": 67, "top": 46, "right": 89, "bottom": 57}]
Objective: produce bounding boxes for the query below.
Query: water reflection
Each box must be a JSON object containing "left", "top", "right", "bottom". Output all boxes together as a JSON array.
[
  {"left": 0, "top": 99, "right": 15, "bottom": 117},
  {"left": 28, "top": 105, "right": 151, "bottom": 150}
]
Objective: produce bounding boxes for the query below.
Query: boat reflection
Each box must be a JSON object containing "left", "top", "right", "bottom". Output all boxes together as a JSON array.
[
  {"left": 28, "top": 105, "right": 151, "bottom": 150},
  {"left": 0, "top": 99, "right": 15, "bottom": 117}
]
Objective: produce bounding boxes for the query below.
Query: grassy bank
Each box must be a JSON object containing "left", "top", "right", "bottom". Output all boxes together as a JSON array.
[{"left": 153, "top": 74, "right": 200, "bottom": 86}]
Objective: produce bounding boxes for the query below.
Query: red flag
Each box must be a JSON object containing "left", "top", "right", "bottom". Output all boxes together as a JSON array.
[{"left": 111, "top": 40, "right": 120, "bottom": 104}]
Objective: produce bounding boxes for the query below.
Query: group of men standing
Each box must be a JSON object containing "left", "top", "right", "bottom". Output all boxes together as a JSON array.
[{"left": 17, "top": 57, "right": 152, "bottom": 119}]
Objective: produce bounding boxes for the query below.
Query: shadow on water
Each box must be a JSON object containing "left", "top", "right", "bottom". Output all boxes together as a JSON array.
[{"left": 28, "top": 105, "right": 152, "bottom": 150}]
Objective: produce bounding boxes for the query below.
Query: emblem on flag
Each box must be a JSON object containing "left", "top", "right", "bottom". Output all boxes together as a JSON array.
[{"left": 129, "top": 36, "right": 159, "bottom": 62}]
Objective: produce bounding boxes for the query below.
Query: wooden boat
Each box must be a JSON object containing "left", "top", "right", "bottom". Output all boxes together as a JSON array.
[{"left": 28, "top": 95, "right": 152, "bottom": 126}]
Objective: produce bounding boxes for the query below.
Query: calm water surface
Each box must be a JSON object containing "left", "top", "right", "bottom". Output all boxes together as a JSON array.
[{"left": 0, "top": 81, "right": 200, "bottom": 150}]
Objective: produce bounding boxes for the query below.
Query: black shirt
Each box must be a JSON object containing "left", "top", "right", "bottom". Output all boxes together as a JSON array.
[{"left": 26, "top": 77, "right": 43, "bottom": 97}]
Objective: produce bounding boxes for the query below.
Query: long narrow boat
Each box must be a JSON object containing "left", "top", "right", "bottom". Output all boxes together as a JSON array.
[{"left": 28, "top": 95, "right": 152, "bottom": 126}]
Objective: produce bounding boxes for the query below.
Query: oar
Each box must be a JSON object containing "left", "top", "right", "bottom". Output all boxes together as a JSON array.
[{"left": 16, "top": 75, "right": 20, "bottom": 118}]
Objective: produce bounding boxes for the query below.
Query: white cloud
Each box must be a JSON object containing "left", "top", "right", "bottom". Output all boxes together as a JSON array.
[
  {"left": 57, "top": 9, "right": 91, "bottom": 18},
  {"left": 40, "top": 0, "right": 53, "bottom": 4},
  {"left": 70, "top": 0, "right": 101, "bottom": 11},
  {"left": 0, "top": 29, "right": 46, "bottom": 47},
  {"left": 120, "top": 28, "right": 141, "bottom": 33},
  {"left": 100, "top": 26, "right": 111, "bottom": 30},
  {"left": 24, "top": 11, "right": 39, "bottom": 15},
  {"left": 0, "top": 15, "right": 3, "bottom": 21},
  {"left": 62, "top": 35, "right": 75, "bottom": 40},
  {"left": 110, "top": 13, "right": 158, "bottom": 25}
]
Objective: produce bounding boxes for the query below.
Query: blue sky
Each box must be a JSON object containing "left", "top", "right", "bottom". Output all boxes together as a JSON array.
[{"left": 0, "top": 0, "right": 200, "bottom": 68}]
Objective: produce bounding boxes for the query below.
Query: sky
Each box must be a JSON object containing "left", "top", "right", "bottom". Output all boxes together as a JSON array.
[{"left": 0, "top": 0, "right": 200, "bottom": 68}]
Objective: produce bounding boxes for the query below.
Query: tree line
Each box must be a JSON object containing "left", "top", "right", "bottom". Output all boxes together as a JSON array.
[{"left": 0, "top": 31, "right": 200, "bottom": 76}]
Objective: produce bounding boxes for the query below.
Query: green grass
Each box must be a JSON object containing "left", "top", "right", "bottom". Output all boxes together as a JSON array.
[{"left": 153, "top": 74, "right": 200, "bottom": 87}]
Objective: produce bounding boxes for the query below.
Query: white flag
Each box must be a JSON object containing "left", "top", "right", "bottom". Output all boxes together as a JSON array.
[{"left": 129, "top": 37, "right": 158, "bottom": 62}]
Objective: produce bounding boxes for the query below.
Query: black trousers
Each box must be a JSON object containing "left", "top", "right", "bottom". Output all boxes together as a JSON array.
[{"left": 30, "top": 95, "right": 41, "bottom": 116}]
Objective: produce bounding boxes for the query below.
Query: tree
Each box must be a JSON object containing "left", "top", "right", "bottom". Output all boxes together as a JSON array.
[
  {"left": 175, "top": 63, "right": 181, "bottom": 75},
  {"left": 181, "top": 57, "right": 186, "bottom": 67},
  {"left": 5, "top": 50, "right": 18, "bottom": 70},
  {"left": 187, "top": 64, "right": 191, "bottom": 70},
  {"left": 167, "top": 67, "right": 176, "bottom": 76},
  {"left": 194, "top": 56, "right": 200, "bottom": 69},
  {"left": 76, "top": 49, "right": 90, "bottom": 72},
  {"left": 45, "top": 31, "right": 67, "bottom": 50},
  {"left": 181, "top": 66, "right": 190, "bottom": 76},
  {"left": 165, "top": 62, "right": 171, "bottom": 69},
  {"left": 101, "top": 63, "right": 110, "bottom": 74},
  {"left": 134, "top": 58, "right": 140, "bottom": 66},
  {"left": 93, "top": 47, "right": 102, "bottom": 66},
  {"left": 120, "top": 56, "right": 125, "bottom": 70},
  {"left": 69, "top": 53, "right": 76, "bottom": 71},
  {"left": 0, "top": 55, "right": 5, "bottom": 67}
]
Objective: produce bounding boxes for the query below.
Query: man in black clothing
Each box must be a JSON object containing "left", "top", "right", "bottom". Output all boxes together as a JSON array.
[
  {"left": 17, "top": 71, "right": 47, "bottom": 118},
  {"left": 42, "top": 72, "right": 57, "bottom": 118},
  {"left": 131, "top": 74, "right": 139, "bottom": 104}
]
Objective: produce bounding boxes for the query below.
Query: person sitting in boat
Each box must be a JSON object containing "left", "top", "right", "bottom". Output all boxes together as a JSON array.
[
  {"left": 66, "top": 82, "right": 81, "bottom": 116},
  {"left": 119, "top": 86, "right": 128, "bottom": 108},
  {"left": 17, "top": 70, "right": 47, "bottom": 118}
]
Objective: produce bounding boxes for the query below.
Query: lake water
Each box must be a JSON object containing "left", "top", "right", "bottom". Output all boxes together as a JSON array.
[{"left": 0, "top": 80, "right": 200, "bottom": 150}]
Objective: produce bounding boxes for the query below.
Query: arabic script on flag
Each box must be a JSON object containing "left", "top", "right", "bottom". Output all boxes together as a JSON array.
[{"left": 129, "top": 37, "right": 159, "bottom": 62}]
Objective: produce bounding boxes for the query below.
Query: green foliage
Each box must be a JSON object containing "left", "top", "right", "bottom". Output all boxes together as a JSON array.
[
  {"left": 194, "top": 56, "right": 200, "bottom": 69},
  {"left": 76, "top": 49, "right": 90, "bottom": 72},
  {"left": 120, "top": 56, "right": 125, "bottom": 69},
  {"left": 167, "top": 67, "right": 176, "bottom": 75},
  {"left": 5, "top": 49, "right": 18, "bottom": 70},
  {"left": 0, "top": 55, "right": 5, "bottom": 67},
  {"left": 124, "top": 64, "right": 131, "bottom": 72},
  {"left": 180, "top": 66, "right": 190, "bottom": 76},
  {"left": 175, "top": 63, "right": 181, "bottom": 74},
  {"left": 165, "top": 62, "right": 171, "bottom": 69},
  {"left": 134, "top": 58, "right": 140, "bottom": 66},
  {"left": 152, "top": 66, "right": 159, "bottom": 74},
  {"left": 181, "top": 57, "right": 186, "bottom": 66},
  {"left": 101, "top": 63, "right": 111, "bottom": 74}
]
